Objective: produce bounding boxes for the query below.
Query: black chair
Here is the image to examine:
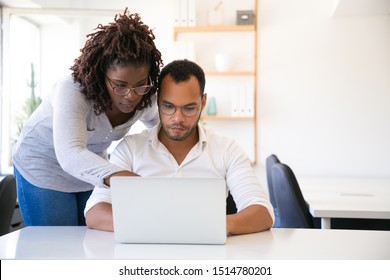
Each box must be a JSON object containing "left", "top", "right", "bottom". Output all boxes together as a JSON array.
[
  {"left": 265, "top": 154, "right": 281, "bottom": 227},
  {"left": 271, "top": 163, "right": 314, "bottom": 228},
  {"left": 226, "top": 191, "right": 237, "bottom": 214},
  {"left": 0, "top": 175, "right": 17, "bottom": 236}
]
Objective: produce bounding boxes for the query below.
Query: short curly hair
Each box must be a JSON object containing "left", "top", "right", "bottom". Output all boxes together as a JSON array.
[
  {"left": 70, "top": 8, "right": 163, "bottom": 115},
  {"left": 158, "top": 59, "right": 205, "bottom": 99}
]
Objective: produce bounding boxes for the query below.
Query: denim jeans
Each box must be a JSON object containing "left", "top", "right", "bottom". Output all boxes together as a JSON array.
[{"left": 14, "top": 167, "right": 92, "bottom": 226}]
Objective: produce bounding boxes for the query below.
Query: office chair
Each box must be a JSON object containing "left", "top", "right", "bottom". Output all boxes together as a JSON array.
[
  {"left": 0, "top": 175, "right": 17, "bottom": 236},
  {"left": 226, "top": 191, "right": 237, "bottom": 214},
  {"left": 271, "top": 163, "right": 314, "bottom": 228},
  {"left": 265, "top": 154, "right": 281, "bottom": 227}
]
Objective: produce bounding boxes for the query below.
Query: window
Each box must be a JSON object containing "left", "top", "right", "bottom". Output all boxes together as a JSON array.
[{"left": 0, "top": 8, "right": 113, "bottom": 174}]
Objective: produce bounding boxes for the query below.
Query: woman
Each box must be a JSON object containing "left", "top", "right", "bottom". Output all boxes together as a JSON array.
[{"left": 12, "top": 8, "right": 163, "bottom": 226}]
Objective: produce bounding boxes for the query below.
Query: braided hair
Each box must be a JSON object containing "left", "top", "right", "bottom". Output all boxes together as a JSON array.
[{"left": 70, "top": 8, "right": 163, "bottom": 115}]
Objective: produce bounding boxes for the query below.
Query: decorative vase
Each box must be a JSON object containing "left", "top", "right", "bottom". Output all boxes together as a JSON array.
[{"left": 207, "top": 97, "right": 217, "bottom": 116}]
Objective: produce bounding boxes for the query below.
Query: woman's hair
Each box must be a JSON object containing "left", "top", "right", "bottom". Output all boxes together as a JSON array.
[{"left": 70, "top": 8, "right": 163, "bottom": 115}]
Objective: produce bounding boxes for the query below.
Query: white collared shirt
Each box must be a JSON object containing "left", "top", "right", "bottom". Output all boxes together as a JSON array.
[{"left": 85, "top": 123, "right": 274, "bottom": 222}]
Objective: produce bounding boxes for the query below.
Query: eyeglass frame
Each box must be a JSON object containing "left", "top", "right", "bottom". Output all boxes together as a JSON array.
[
  {"left": 159, "top": 101, "right": 202, "bottom": 117},
  {"left": 106, "top": 75, "right": 153, "bottom": 96}
]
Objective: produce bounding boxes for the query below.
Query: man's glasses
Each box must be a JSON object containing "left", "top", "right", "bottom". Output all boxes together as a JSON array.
[
  {"left": 159, "top": 102, "right": 200, "bottom": 117},
  {"left": 106, "top": 76, "right": 152, "bottom": 96}
]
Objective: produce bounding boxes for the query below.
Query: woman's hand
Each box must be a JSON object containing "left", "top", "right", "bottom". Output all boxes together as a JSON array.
[{"left": 103, "top": 170, "right": 139, "bottom": 186}]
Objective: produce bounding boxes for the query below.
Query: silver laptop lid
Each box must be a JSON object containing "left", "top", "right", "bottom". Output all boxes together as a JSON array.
[{"left": 111, "top": 177, "right": 227, "bottom": 245}]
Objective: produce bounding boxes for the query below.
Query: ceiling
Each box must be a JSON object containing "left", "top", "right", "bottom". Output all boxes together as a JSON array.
[
  {"left": 0, "top": 0, "right": 40, "bottom": 8},
  {"left": 1, "top": 0, "right": 390, "bottom": 16},
  {"left": 0, "top": 1, "right": 120, "bottom": 25},
  {"left": 0, "top": 0, "right": 123, "bottom": 9}
]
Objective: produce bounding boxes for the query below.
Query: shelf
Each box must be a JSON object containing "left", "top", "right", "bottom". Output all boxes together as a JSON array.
[
  {"left": 174, "top": 25, "right": 255, "bottom": 40},
  {"left": 202, "top": 116, "right": 254, "bottom": 121},
  {"left": 173, "top": 0, "right": 258, "bottom": 163}
]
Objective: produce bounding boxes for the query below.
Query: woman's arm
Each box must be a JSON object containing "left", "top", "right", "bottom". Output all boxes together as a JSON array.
[
  {"left": 103, "top": 170, "right": 139, "bottom": 186},
  {"left": 52, "top": 78, "right": 129, "bottom": 187}
]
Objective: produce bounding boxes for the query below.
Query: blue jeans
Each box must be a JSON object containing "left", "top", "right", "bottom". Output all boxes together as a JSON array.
[{"left": 14, "top": 167, "right": 92, "bottom": 226}]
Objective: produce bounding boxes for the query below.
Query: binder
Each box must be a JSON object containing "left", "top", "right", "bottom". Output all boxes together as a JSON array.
[
  {"left": 245, "top": 86, "right": 254, "bottom": 117},
  {"left": 238, "top": 86, "right": 246, "bottom": 116},
  {"left": 231, "top": 88, "right": 240, "bottom": 117},
  {"left": 187, "top": 0, "right": 196, "bottom": 27},
  {"left": 173, "top": 0, "right": 181, "bottom": 26},
  {"left": 180, "top": 0, "right": 188, "bottom": 26}
]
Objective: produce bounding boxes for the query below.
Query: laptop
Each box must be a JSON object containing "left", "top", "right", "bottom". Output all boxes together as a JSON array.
[{"left": 110, "top": 177, "right": 227, "bottom": 245}]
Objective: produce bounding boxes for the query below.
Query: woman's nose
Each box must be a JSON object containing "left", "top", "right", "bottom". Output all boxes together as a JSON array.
[{"left": 123, "top": 89, "right": 139, "bottom": 100}]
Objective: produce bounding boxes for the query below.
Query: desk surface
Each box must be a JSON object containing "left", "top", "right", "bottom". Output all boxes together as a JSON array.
[
  {"left": 300, "top": 178, "right": 390, "bottom": 220},
  {"left": 1, "top": 226, "right": 389, "bottom": 260}
]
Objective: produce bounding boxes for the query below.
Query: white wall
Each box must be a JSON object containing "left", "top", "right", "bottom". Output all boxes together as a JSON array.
[
  {"left": 255, "top": 0, "right": 390, "bottom": 185},
  {"left": 41, "top": 1, "right": 390, "bottom": 183},
  {"left": 3, "top": 0, "right": 390, "bottom": 183}
]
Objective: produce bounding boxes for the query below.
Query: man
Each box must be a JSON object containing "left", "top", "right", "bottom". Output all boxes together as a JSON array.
[{"left": 85, "top": 59, "right": 274, "bottom": 235}]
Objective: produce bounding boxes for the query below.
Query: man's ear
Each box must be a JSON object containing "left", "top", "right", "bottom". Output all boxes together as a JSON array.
[{"left": 201, "top": 93, "right": 207, "bottom": 110}]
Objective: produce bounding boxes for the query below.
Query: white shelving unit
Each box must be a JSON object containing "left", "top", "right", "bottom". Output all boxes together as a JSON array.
[{"left": 173, "top": 0, "right": 258, "bottom": 163}]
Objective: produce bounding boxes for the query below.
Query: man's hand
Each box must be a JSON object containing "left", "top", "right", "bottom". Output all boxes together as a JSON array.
[
  {"left": 226, "top": 205, "right": 273, "bottom": 235},
  {"left": 85, "top": 202, "right": 114, "bottom": 231}
]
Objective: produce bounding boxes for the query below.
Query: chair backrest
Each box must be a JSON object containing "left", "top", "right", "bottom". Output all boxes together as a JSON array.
[
  {"left": 265, "top": 154, "right": 280, "bottom": 208},
  {"left": 0, "top": 175, "right": 17, "bottom": 236},
  {"left": 226, "top": 191, "right": 237, "bottom": 214},
  {"left": 271, "top": 163, "right": 314, "bottom": 228}
]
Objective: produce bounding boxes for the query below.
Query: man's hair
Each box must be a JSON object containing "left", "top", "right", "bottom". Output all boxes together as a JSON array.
[
  {"left": 70, "top": 8, "right": 163, "bottom": 115},
  {"left": 158, "top": 59, "right": 205, "bottom": 98}
]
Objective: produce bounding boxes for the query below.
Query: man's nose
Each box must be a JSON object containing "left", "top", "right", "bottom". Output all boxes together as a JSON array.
[{"left": 171, "top": 107, "right": 186, "bottom": 120}]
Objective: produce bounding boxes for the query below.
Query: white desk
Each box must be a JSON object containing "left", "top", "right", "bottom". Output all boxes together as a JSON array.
[
  {"left": 300, "top": 178, "right": 390, "bottom": 229},
  {"left": 0, "top": 226, "right": 389, "bottom": 259}
]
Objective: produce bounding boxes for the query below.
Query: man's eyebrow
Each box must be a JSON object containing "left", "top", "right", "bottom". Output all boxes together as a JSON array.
[
  {"left": 160, "top": 100, "right": 198, "bottom": 106},
  {"left": 184, "top": 102, "right": 198, "bottom": 106}
]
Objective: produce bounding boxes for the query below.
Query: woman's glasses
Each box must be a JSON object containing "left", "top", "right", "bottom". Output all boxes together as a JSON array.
[{"left": 106, "top": 76, "right": 152, "bottom": 96}]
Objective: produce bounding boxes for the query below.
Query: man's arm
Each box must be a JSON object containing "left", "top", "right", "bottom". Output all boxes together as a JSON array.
[
  {"left": 85, "top": 202, "right": 114, "bottom": 231},
  {"left": 226, "top": 204, "right": 273, "bottom": 235}
]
